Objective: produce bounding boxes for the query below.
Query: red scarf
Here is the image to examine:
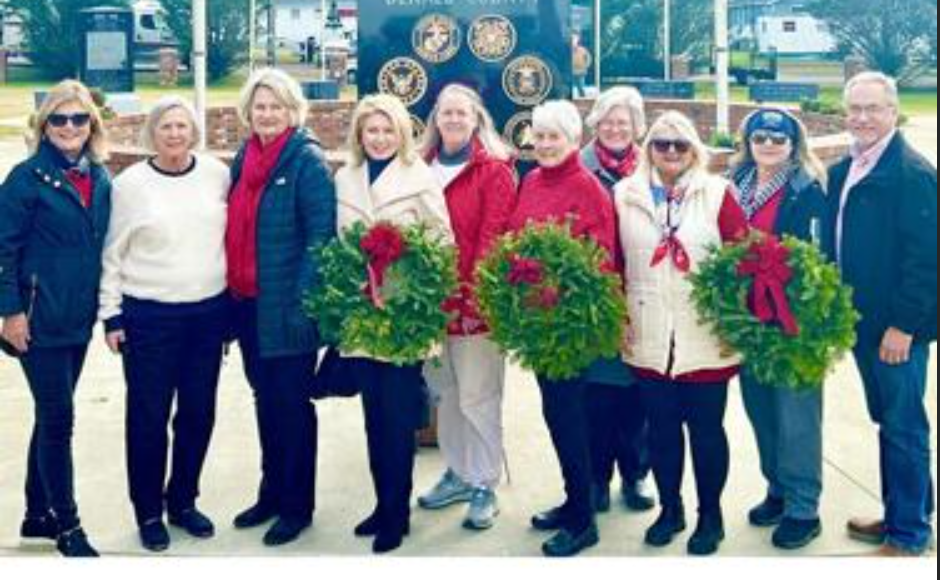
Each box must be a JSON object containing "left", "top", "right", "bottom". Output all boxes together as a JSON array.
[
  {"left": 226, "top": 128, "right": 295, "bottom": 298},
  {"left": 65, "top": 169, "right": 93, "bottom": 208},
  {"left": 594, "top": 142, "right": 640, "bottom": 180}
]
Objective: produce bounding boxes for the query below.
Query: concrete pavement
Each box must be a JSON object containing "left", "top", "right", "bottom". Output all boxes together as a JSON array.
[{"left": 0, "top": 119, "right": 937, "bottom": 558}]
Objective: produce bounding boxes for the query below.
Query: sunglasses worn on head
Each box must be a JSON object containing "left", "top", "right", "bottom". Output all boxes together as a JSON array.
[
  {"left": 749, "top": 130, "right": 790, "bottom": 146},
  {"left": 47, "top": 113, "right": 91, "bottom": 128},
  {"left": 651, "top": 139, "right": 692, "bottom": 154}
]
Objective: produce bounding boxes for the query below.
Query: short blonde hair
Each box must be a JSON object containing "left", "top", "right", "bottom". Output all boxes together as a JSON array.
[
  {"left": 348, "top": 94, "right": 418, "bottom": 167},
  {"left": 141, "top": 96, "right": 201, "bottom": 153},
  {"left": 642, "top": 110, "right": 710, "bottom": 176},
  {"left": 729, "top": 108, "right": 827, "bottom": 185},
  {"left": 238, "top": 67, "right": 309, "bottom": 130},
  {"left": 586, "top": 86, "right": 647, "bottom": 139},
  {"left": 420, "top": 84, "right": 514, "bottom": 161},
  {"left": 532, "top": 100, "right": 583, "bottom": 146},
  {"left": 31, "top": 80, "right": 108, "bottom": 162},
  {"left": 844, "top": 71, "right": 900, "bottom": 109}
]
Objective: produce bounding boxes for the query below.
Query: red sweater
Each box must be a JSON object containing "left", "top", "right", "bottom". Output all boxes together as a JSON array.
[
  {"left": 438, "top": 141, "right": 517, "bottom": 335},
  {"left": 509, "top": 152, "right": 617, "bottom": 264}
]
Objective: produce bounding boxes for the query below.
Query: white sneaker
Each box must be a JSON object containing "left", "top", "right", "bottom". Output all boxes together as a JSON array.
[
  {"left": 462, "top": 487, "right": 499, "bottom": 530},
  {"left": 417, "top": 470, "right": 474, "bottom": 510}
]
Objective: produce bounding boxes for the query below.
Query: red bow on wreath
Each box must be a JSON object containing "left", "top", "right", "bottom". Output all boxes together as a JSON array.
[
  {"left": 736, "top": 236, "right": 800, "bottom": 336},
  {"left": 360, "top": 223, "right": 406, "bottom": 308},
  {"left": 506, "top": 254, "right": 545, "bottom": 286}
]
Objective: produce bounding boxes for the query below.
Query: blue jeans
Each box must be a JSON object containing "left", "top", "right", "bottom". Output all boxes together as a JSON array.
[
  {"left": 853, "top": 342, "right": 935, "bottom": 553},
  {"left": 740, "top": 371, "right": 822, "bottom": 521}
]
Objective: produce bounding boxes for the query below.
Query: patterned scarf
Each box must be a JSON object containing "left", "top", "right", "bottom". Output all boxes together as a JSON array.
[
  {"left": 594, "top": 141, "right": 640, "bottom": 180},
  {"left": 734, "top": 162, "right": 797, "bottom": 219},
  {"left": 649, "top": 183, "right": 691, "bottom": 272}
]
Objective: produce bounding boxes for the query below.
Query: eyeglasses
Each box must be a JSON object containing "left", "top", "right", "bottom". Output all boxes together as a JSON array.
[
  {"left": 650, "top": 139, "right": 692, "bottom": 154},
  {"left": 847, "top": 104, "right": 893, "bottom": 118},
  {"left": 47, "top": 113, "right": 92, "bottom": 129},
  {"left": 749, "top": 130, "right": 791, "bottom": 146}
]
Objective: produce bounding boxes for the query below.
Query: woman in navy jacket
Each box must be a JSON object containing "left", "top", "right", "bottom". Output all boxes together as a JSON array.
[
  {"left": 729, "top": 108, "right": 828, "bottom": 551},
  {"left": 0, "top": 80, "right": 112, "bottom": 557}
]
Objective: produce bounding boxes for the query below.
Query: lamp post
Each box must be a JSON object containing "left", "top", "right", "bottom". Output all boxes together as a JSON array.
[
  {"left": 594, "top": 0, "right": 602, "bottom": 90},
  {"left": 664, "top": 0, "right": 671, "bottom": 80},
  {"left": 715, "top": 0, "right": 730, "bottom": 135},
  {"left": 193, "top": 0, "right": 206, "bottom": 150}
]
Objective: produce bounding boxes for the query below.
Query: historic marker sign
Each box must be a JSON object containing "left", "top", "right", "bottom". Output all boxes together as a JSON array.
[{"left": 358, "top": 0, "right": 571, "bottom": 161}]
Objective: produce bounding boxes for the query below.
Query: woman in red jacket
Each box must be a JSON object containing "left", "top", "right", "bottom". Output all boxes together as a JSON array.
[
  {"left": 416, "top": 84, "right": 517, "bottom": 532},
  {"left": 508, "top": 100, "right": 617, "bottom": 558}
]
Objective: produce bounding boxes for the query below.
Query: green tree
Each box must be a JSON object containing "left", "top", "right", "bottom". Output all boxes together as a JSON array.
[
  {"left": 807, "top": 0, "right": 937, "bottom": 84},
  {"left": 160, "top": 0, "right": 250, "bottom": 81},
  {"left": 601, "top": 0, "right": 713, "bottom": 79},
  {"left": 6, "top": 0, "right": 131, "bottom": 80}
]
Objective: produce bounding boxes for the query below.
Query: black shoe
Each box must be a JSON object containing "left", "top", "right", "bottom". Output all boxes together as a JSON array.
[
  {"left": 541, "top": 524, "right": 600, "bottom": 557},
  {"left": 687, "top": 513, "right": 725, "bottom": 556},
  {"left": 169, "top": 508, "right": 215, "bottom": 539},
  {"left": 592, "top": 484, "right": 610, "bottom": 513},
  {"left": 262, "top": 516, "right": 311, "bottom": 547},
  {"left": 531, "top": 506, "right": 566, "bottom": 531},
  {"left": 139, "top": 519, "right": 170, "bottom": 552},
  {"left": 56, "top": 527, "right": 99, "bottom": 557},
  {"left": 644, "top": 504, "right": 686, "bottom": 547},
  {"left": 772, "top": 517, "right": 822, "bottom": 550},
  {"left": 622, "top": 478, "right": 656, "bottom": 512},
  {"left": 372, "top": 530, "right": 404, "bottom": 554},
  {"left": 354, "top": 512, "right": 410, "bottom": 538},
  {"left": 748, "top": 495, "right": 785, "bottom": 527},
  {"left": 233, "top": 502, "right": 276, "bottom": 529},
  {"left": 20, "top": 513, "right": 58, "bottom": 541}
]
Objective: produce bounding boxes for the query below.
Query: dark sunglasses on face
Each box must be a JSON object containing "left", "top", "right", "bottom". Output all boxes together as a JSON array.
[
  {"left": 650, "top": 139, "right": 692, "bottom": 154},
  {"left": 47, "top": 113, "right": 92, "bottom": 129},
  {"left": 749, "top": 130, "right": 790, "bottom": 146}
]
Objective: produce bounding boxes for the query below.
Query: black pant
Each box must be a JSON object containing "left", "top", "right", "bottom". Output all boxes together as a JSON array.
[
  {"left": 121, "top": 295, "right": 227, "bottom": 525},
  {"left": 537, "top": 374, "right": 595, "bottom": 533},
  {"left": 586, "top": 382, "right": 650, "bottom": 489},
  {"left": 349, "top": 358, "right": 424, "bottom": 534},
  {"left": 20, "top": 344, "right": 89, "bottom": 531},
  {"left": 236, "top": 300, "right": 318, "bottom": 520},
  {"left": 640, "top": 378, "right": 729, "bottom": 516}
]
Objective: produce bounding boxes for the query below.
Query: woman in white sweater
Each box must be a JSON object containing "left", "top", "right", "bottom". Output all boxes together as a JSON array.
[{"left": 98, "top": 96, "right": 231, "bottom": 553}]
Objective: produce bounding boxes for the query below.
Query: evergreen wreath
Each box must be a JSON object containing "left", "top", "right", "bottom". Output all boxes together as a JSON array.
[
  {"left": 476, "top": 222, "right": 628, "bottom": 380},
  {"left": 305, "top": 221, "right": 458, "bottom": 365},
  {"left": 691, "top": 233, "right": 859, "bottom": 389}
]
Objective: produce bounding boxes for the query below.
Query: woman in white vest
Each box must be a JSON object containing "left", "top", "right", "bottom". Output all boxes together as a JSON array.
[{"left": 615, "top": 111, "right": 748, "bottom": 556}]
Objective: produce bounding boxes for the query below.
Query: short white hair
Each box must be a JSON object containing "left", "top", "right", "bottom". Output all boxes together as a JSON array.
[
  {"left": 238, "top": 67, "right": 309, "bottom": 129},
  {"left": 532, "top": 100, "right": 583, "bottom": 145},
  {"left": 844, "top": 71, "right": 900, "bottom": 109},
  {"left": 141, "top": 96, "right": 201, "bottom": 152},
  {"left": 586, "top": 86, "right": 647, "bottom": 138}
]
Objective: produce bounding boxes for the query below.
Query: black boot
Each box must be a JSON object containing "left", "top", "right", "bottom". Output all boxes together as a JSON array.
[
  {"left": 20, "top": 512, "right": 58, "bottom": 541},
  {"left": 748, "top": 495, "right": 784, "bottom": 527},
  {"left": 56, "top": 527, "right": 99, "bottom": 557},
  {"left": 644, "top": 503, "right": 686, "bottom": 547},
  {"left": 687, "top": 512, "right": 725, "bottom": 556},
  {"left": 233, "top": 501, "right": 276, "bottom": 529}
]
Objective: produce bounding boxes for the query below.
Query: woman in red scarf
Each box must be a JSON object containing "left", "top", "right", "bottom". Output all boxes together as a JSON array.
[
  {"left": 226, "top": 68, "right": 337, "bottom": 548},
  {"left": 579, "top": 87, "right": 655, "bottom": 516}
]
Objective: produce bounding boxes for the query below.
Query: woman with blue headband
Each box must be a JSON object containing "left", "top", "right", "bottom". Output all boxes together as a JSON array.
[{"left": 729, "top": 108, "right": 828, "bottom": 551}]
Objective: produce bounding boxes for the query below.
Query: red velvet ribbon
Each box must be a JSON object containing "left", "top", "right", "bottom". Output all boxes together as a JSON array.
[
  {"left": 736, "top": 236, "right": 799, "bottom": 336},
  {"left": 360, "top": 224, "right": 406, "bottom": 308},
  {"left": 650, "top": 236, "right": 691, "bottom": 273}
]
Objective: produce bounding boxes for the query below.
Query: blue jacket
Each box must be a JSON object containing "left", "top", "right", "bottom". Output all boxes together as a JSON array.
[
  {"left": 230, "top": 129, "right": 337, "bottom": 357},
  {"left": 0, "top": 143, "right": 112, "bottom": 347},
  {"left": 824, "top": 133, "right": 937, "bottom": 347}
]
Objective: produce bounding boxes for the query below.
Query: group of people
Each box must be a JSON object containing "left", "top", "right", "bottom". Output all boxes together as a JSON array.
[{"left": 0, "top": 68, "right": 935, "bottom": 559}]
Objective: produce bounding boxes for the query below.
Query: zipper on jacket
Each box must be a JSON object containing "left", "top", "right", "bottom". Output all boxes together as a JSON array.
[{"left": 27, "top": 274, "right": 38, "bottom": 319}]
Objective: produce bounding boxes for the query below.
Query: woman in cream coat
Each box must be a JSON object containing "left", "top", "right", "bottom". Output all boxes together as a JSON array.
[{"left": 334, "top": 93, "right": 453, "bottom": 554}]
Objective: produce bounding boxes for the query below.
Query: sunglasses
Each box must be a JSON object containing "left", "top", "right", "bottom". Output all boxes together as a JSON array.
[
  {"left": 47, "top": 113, "right": 92, "bottom": 129},
  {"left": 650, "top": 139, "right": 692, "bottom": 154},
  {"left": 749, "top": 130, "right": 790, "bottom": 146}
]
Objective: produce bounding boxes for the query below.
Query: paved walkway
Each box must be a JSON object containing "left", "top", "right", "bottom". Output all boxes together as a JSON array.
[{"left": 0, "top": 119, "right": 936, "bottom": 559}]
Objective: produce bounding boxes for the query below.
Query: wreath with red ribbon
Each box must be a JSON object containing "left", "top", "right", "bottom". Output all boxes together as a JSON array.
[
  {"left": 691, "top": 233, "right": 859, "bottom": 389},
  {"left": 305, "top": 221, "right": 458, "bottom": 365}
]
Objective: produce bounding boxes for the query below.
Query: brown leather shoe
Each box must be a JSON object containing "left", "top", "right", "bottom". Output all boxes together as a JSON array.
[
  {"left": 872, "top": 544, "right": 922, "bottom": 557},
  {"left": 847, "top": 517, "right": 885, "bottom": 545}
]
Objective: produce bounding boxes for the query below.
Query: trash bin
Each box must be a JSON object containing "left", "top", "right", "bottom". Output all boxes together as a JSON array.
[{"left": 301, "top": 80, "right": 340, "bottom": 100}]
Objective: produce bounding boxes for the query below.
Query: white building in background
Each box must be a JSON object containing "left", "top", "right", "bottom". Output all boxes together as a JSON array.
[{"left": 730, "top": 0, "right": 836, "bottom": 56}]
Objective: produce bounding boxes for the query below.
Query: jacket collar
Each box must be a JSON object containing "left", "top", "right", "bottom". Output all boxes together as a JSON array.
[
  {"left": 341, "top": 156, "right": 432, "bottom": 218},
  {"left": 831, "top": 131, "right": 906, "bottom": 194},
  {"left": 30, "top": 142, "right": 107, "bottom": 216}
]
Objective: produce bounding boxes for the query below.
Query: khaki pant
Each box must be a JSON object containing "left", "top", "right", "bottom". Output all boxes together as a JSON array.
[{"left": 424, "top": 335, "right": 506, "bottom": 488}]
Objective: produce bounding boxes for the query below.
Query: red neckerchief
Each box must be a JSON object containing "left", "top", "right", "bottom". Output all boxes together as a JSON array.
[
  {"left": 226, "top": 128, "right": 295, "bottom": 297},
  {"left": 594, "top": 141, "right": 640, "bottom": 180},
  {"left": 650, "top": 185, "right": 691, "bottom": 272},
  {"left": 65, "top": 169, "right": 93, "bottom": 208}
]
